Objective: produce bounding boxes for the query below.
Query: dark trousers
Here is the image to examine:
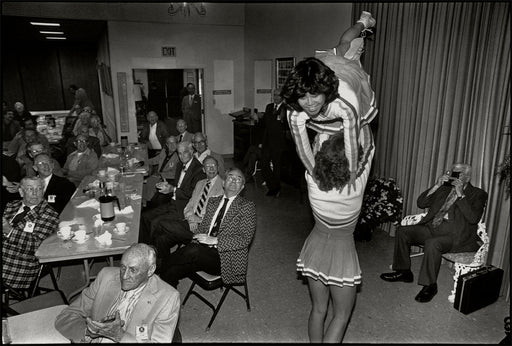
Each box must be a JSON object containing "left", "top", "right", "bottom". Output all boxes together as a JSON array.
[
  {"left": 393, "top": 222, "right": 455, "bottom": 286},
  {"left": 152, "top": 219, "right": 193, "bottom": 260},
  {"left": 261, "top": 146, "right": 283, "bottom": 191},
  {"left": 160, "top": 243, "right": 221, "bottom": 288},
  {"left": 243, "top": 145, "right": 261, "bottom": 176},
  {"left": 139, "top": 201, "right": 179, "bottom": 244}
]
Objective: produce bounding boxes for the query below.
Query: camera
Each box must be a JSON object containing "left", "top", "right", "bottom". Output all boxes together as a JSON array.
[{"left": 443, "top": 171, "right": 460, "bottom": 186}]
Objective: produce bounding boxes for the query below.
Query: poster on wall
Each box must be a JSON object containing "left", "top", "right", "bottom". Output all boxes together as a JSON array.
[
  {"left": 117, "top": 72, "right": 129, "bottom": 132},
  {"left": 99, "top": 63, "right": 113, "bottom": 96}
]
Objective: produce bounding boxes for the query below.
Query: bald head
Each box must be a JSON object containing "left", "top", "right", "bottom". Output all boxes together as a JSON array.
[{"left": 120, "top": 243, "right": 157, "bottom": 291}]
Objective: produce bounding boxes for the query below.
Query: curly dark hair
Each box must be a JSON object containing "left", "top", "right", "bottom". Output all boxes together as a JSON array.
[
  {"left": 313, "top": 132, "right": 350, "bottom": 192},
  {"left": 280, "top": 57, "right": 339, "bottom": 113}
]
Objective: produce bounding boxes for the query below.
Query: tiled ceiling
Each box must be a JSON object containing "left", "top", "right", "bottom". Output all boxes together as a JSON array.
[{"left": 2, "top": 16, "right": 106, "bottom": 43}]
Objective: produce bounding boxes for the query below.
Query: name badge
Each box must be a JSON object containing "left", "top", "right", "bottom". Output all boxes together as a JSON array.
[
  {"left": 135, "top": 324, "right": 149, "bottom": 341},
  {"left": 48, "top": 195, "right": 56, "bottom": 203},
  {"left": 23, "top": 221, "right": 35, "bottom": 233}
]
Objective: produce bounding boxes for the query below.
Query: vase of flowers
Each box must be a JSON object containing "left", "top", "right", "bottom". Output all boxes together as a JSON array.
[{"left": 354, "top": 177, "right": 404, "bottom": 241}]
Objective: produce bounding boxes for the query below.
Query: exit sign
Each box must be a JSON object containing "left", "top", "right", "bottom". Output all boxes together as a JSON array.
[{"left": 162, "top": 47, "right": 176, "bottom": 57}]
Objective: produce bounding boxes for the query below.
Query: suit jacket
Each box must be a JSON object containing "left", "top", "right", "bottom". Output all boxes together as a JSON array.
[
  {"left": 65, "top": 135, "right": 102, "bottom": 158},
  {"left": 148, "top": 149, "right": 179, "bottom": 181},
  {"left": 261, "top": 102, "right": 289, "bottom": 150},
  {"left": 195, "top": 195, "right": 257, "bottom": 285},
  {"left": 177, "top": 131, "right": 194, "bottom": 143},
  {"left": 2, "top": 199, "right": 59, "bottom": 289},
  {"left": 183, "top": 176, "right": 224, "bottom": 219},
  {"left": 173, "top": 157, "right": 207, "bottom": 217},
  {"left": 54, "top": 267, "right": 180, "bottom": 343},
  {"left": 63, "top": 148, "right": 99, "bottom": 186},
  {"left": 417, "top": 182, "right": 488, "bottom": 252},
  {"left": 44, "top": 174, "right": 76, "bottom": 215},
  {"left": 181, "top": 94, "right": 202, "bottom": 121},
  {"left": 139, "top": 121, "right": 169, "bottom": 150}
]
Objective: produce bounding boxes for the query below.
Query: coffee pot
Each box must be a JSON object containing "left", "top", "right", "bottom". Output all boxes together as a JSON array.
[{"left": 99, "top": 195, "right": 121, "bottom": 222}]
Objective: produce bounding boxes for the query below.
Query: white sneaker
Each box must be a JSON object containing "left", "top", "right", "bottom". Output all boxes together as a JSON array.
[{"left": 357, "top": 11, "right": 376, "bottom": 29}]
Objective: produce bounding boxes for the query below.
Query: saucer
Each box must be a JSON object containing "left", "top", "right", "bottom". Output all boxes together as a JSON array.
[
  {"left": 72, "top": 234, "right": 90, "bottom": 244},
  {"left": 57, "top": 231, "right": 73, "bottom": 241},
  {"left": 113, "top": 226, "right": 129, "bottom": 235}
]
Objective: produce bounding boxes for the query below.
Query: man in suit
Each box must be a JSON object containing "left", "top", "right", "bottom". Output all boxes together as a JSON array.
[
  {"left": 54, "top": 243, "right": 180, "bottom": 343},
  {"left": 175, "top": 118, "right": 194, "bottom": 143},
  {"left": 152, "top": 155, "right": 225, "bottom": 270},
  {"left": 380, "top": 163, "right": 488, "bottom": 303},
  {"left": 2, "top": 176, "right": 59, "bottom": 290},
  {"left": 160, "top": 167, "right": 257, "bottom": 288},
  {"left": 18, "top": 141, "right": 63, "bottom": 178},
  {"left": 32, "top": 153, "right": 76, "bottom": 215},
  {"left": 139, "top": 111, "right": 169, "bottom": 158},
  {"left": 62, "top": 134, "right": 99, "bottom": 187},
  {"left": 65, "top": 124, "right": 102, "bottom": 159},
  {"left": 192, "top": 132, "right": 226, "bottom": 179},
  {"left": 139, "top": 141, "right": 206, "bottom": 244},
  {"left": 260, "top": 89, "right": 289, "bottom": 197},
  {"left": 181, "top": 83, "right": 202, "bottom": 133}
]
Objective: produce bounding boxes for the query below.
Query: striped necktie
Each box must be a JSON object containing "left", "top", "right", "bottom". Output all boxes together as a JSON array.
[
  {"left": 431, "top": 189, "right": 459, "bottom": 227},
  {"left": 195, "top": 180, "right": 211, "bottom": 216}
]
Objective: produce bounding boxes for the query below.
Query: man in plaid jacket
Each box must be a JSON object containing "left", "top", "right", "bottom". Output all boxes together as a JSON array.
[
  {"left": 2, "top": 176, "right": 59, "bottom": 290},
  {"left": 160, "top": 167, "right": 256, "bottom": 288}
]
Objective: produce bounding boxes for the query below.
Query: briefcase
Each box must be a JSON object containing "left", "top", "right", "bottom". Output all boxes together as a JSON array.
[{"left": 454, "top": 265, "right": 504, "bottom": 314}]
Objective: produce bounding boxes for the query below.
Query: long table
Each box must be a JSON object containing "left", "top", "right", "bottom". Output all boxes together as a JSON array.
[{"left": 35, "top": 172, "right": 144, "bottom": 301}]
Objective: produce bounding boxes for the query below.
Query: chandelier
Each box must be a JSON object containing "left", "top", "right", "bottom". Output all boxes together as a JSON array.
[{"left": 168, "top": 3, "right": 206, "bottom": 17}]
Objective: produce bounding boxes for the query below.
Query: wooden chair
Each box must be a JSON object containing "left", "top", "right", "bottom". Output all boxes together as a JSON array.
[
  {"left": 400, "top": 213, "right": 489, "bottom": 302},
  {"left": 181, "top": 271, "right": 251, "bottom": 331}
]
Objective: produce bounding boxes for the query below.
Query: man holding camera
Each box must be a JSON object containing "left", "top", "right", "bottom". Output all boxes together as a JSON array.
[{"left": 380, "top": 163, "right": 487, "bottom": 303}]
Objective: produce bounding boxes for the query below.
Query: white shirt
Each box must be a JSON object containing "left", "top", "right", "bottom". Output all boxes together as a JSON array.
[
  {"left": 173, "top": 159, "right": 193, "bottom": 200},
  {"left": 207, "top": 195, "right": 236, "bottom": 235},
  {"left": 148, "top": 123, "right": 162, "bottom": 150}
]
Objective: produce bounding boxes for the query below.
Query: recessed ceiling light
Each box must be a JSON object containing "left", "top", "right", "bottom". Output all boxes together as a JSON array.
[
  {"left": 30, "top": 22, "right": 61, "bottom": 27},
  {"left": 40, "top": 31, "right": 64, "bottom": 35},
  {"left": 45, "top": 37, "right": 67, "bottom": 40}
]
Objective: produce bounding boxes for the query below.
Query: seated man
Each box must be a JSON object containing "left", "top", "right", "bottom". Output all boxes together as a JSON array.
[
  {"left": 8, "top": 124, "right": 50, "bottom": 161},
  {"left": 176, "top": 118, "right": 193, "bottom": 143},
  {"left": 152, "top": 155, "right": 224, "bottom": 270},
  {"left": 139, "top": 111, "right": 169, "bottom": 158},
  {"left": 33, "top": 153, "right": 76, "bottom": 215},
  {"left": 17, "top": 141, "right": 63, "bottom": 178},
  {"left": 380, "top": 162, "right": 487, "bottom": 303},
  {"left": 65, "top": 124, "right": 102, "bottom": 159},
  {"left": 142, "top": 135, "right": 179, "bottom": 206},
  {"left": 2, "top": 176, "right": 59, "bottom": 290},
  {"left": 139, "top": 141, "right": 206, "bottom": 243},
  {"left": 54, "top": 243, "right": 180, "bottom": 343},
  {"left": 62, "top": 134, "right": 99, "bottom": 187},
  {"left": 160, "top": 167, "right": 257, "bottom": 288},
  {"left": 192, "top": 132, "right": 226, "bottom": 179}
]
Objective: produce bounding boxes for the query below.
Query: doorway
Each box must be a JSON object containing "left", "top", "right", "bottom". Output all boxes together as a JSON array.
[{"left": 133, "top": 68, "right": 204, "bottom": 135}]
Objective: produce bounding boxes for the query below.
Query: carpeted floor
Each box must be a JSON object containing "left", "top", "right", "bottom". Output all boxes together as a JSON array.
[{"left": 38, "top": 160, "right": 509, "bottom": 343}]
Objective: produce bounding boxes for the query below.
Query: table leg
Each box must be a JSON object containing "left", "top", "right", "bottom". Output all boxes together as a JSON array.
[{"left": 67, "top": 259, "right": 91, "bottom": 302}]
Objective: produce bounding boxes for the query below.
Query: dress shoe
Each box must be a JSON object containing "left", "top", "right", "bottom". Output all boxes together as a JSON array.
[
  {"left": 380, "top": 270, "right": 414, "bottom": 283},
  {"left": 266, "top": 188, "right": 280, "bottom": 197},
  {"left": 415, "top": 283, "right": 438, "bottom": 303}
]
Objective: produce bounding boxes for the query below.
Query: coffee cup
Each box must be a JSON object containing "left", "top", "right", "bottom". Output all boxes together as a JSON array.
[
  {"left": 116, "top": 222, "right": 126, "bottom": 234},
  {"left": 74, "top": 229, "right": 86, "bottom": 241},
  {"left": 59, "top": 226, "right": 71, "bottom": 238}
]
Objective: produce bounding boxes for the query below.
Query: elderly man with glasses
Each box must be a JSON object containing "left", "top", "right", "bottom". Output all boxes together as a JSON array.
[
  {"left": 192, "top": 132, "right": 226, "bottom": 179},
  {"left": 62, "top": 134, "right": 99, "bottom": 187},
  {"left": 2, "top": 176, "right": 59, "bottom": 291},
  {"left": 17, "top": 141, "right": 63, "bottom": 178},
  {"left": 160, "top": 167, "right": 256, "bottom": 289}
]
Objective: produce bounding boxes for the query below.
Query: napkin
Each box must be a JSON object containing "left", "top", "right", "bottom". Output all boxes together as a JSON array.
[
  {"left": 102, "top": 153, "right": 119, "bottom": 159},
  {"left": 95, "top": 230, "right": 112, "bottom": 245},
  {"left": 128, "top": 158, "right": 140, "bottom": 166},
  {"left": 117, "top": 206, "right": 134, "bottom": 215},
  {"left": 76, "top": 198, "right": 100, "bottom": 209},
  {"left": 107, "top": 167, "right": 120, "bottom": 174},
  {"left": 129, "top": 193, "right": 142, "bottom": 200},
  {"left": 88, "top": 179, "right": 100, "bottom": 188}
]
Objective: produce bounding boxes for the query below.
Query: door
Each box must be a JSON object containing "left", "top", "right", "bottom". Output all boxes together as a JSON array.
[{"left": 146, "top": 69, "right": 184, "bottom": 119}]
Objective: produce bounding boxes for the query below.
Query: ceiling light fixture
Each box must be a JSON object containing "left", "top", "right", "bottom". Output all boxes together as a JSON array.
[
  {"left": 168, "top": 2, "right": 206, "bottom": 17},
  {"left": 39, "top": 31, "right": 64, "bottom": 34},
  {"left": 30, "top": 21, "right": 61, "bottom": 26},
  {"left": 45, "top": 37, "right": 67, "bottom": 40}
]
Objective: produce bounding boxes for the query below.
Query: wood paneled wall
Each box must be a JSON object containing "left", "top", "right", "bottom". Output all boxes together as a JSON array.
[{"left": 2, "top": 42, "right": 101, "bottom": 114}]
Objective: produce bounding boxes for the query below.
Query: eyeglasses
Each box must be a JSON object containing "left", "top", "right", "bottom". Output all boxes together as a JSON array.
[
  {"left": 76, "top": 140, "right": 88, "bottom": 144},
  {"left": 226, "top": 175, "right": 243, "bottom": 183},
  {"left": 193, "top": 140, "right": 205, "bottom": 144},
  {"left": 35, "top": 161, "right": 51, "bottom": 166},
  {"left": 23, "top": 186, "right": 44, "bottom": 193}
]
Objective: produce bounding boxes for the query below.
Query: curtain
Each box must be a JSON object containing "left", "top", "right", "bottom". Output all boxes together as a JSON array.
[{"left": 353, "top": 2, "right": 510, "bottom": 298}]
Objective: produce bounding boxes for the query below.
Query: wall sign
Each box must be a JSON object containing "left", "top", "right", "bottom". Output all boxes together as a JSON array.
[
  {"left": 117, "top": 72, "right": 129, "bottom": 132},
  {"left": 256, "top": 89, "right": 272, "bottom": 94},
  {"left": 162, "top": 46, "right": 176, "bottom": 57},
  {"left": 212, "top": 90, "right": 232, "bottom": 95}
]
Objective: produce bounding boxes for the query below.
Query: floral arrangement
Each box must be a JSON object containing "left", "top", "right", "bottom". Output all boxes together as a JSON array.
[
  {"left": 357, "top": 177, "right": 404, "bottom": 230},
  {"left": 497, "top": 153, "right": 510, "bottom": 199}
]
